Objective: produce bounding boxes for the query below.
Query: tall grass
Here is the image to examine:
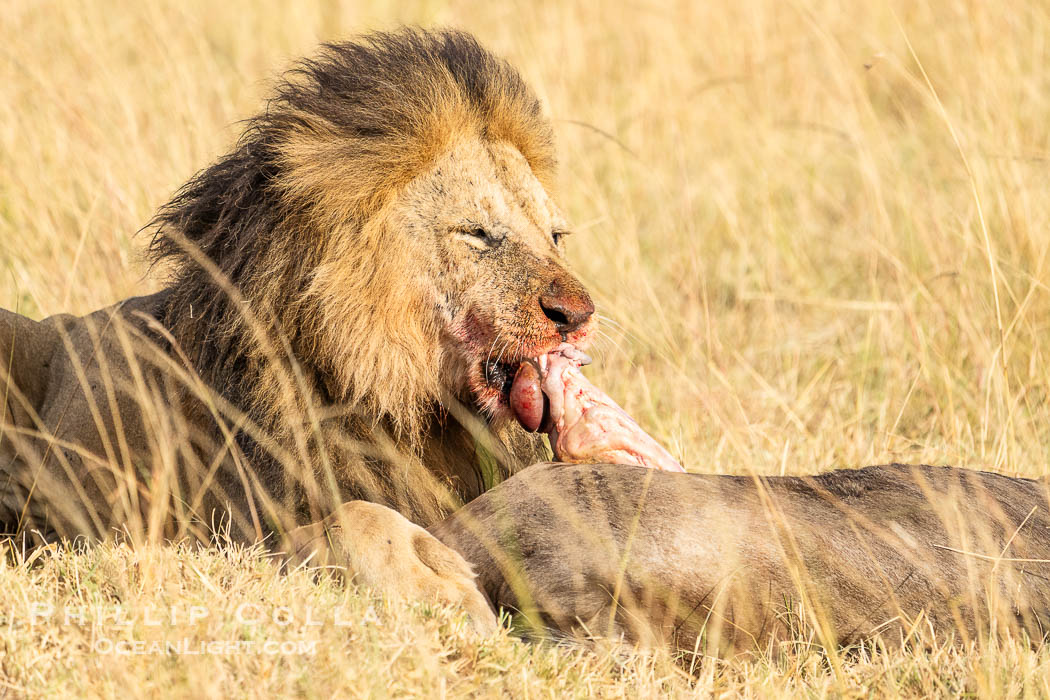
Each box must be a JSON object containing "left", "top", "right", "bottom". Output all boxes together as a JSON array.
[{"left": 2, "top": 0, "right": 1050, "bottom": 696}]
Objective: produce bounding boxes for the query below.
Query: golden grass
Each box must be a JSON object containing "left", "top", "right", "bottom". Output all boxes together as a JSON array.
[
  {"left": 4, "top": 541, "right": 1050, "bottom": 698},
  {"left": 2, "top": 0, "right": 1050, "bottom": 696}
]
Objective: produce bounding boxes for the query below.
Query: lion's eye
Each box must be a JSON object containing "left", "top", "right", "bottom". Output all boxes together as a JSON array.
[
  {"left": 552, "top": 230, "right": 568, "bottom": 246},
  {"left": 455, "top": 224, "right": 501, "bottom": 248}
]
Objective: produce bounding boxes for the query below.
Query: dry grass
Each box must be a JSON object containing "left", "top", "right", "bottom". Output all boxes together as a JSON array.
[{"left": 2, "top": 0, "right": 1050, "bottom": 696}]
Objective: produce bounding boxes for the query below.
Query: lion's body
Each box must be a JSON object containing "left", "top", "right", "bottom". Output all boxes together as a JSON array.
[
  {"left": 0, "top": 293, "right": 256, "bottom": 541},
  {"left": 1, "top": 295, "right": 166, "bottom": 540}
]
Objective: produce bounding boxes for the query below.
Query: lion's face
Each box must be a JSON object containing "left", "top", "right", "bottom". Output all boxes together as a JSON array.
[{"left": 391, "top": 138, "right": 595, "bottom": 417}]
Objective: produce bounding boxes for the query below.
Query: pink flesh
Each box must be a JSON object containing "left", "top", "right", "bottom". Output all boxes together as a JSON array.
[{"left": 509, "top": 344, "right": 685, "bottom": 472}]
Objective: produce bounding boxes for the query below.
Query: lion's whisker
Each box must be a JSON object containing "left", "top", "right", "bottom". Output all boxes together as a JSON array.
[
  {"left": 484, "top": 333, "right": 504, "bottom": 383},
  {"left": 494, "top": 338, "right": 511, "bottom": 367},
  {"left": 596, "top": 329, "right": 627, "bottom": 358},
  {"left": 596, "top": 313, "right": 646, "bottom": 350}
]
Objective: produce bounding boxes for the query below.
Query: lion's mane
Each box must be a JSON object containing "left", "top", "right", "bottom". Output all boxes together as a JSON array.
[{"left": 146, "top": 29, "right": 555, "bottom": 525}]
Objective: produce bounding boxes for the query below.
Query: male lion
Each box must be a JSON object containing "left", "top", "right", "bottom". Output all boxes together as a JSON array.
[
  {"left": 3, "top": 29, "right": 1050, "bottom": 653},
  {"left": 0, "top": 29, "right": 592, "bottom": 631}
]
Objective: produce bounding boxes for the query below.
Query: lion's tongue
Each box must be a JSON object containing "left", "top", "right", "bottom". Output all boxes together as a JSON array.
[{"left": 510, "top": 363, "right": 546, "bottom": 432}]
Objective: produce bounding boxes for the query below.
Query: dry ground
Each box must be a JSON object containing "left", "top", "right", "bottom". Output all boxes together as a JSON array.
[{"left": 2, "top": 0, "right": 1050, "bottom": 697}]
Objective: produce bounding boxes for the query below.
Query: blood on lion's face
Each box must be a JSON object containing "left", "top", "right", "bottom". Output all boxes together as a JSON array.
[{"left": 391, "top": 137, "right": 595, "bottom": 418}]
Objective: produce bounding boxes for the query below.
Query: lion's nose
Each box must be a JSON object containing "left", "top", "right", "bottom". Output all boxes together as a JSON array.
[{"left": 539, "top": 281, "right": 594, "bottom": 335}]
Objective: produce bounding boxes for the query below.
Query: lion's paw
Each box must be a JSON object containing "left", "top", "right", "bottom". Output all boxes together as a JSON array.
[{"left": 283, "top": 501, "right": 498, "bottom": 634}]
